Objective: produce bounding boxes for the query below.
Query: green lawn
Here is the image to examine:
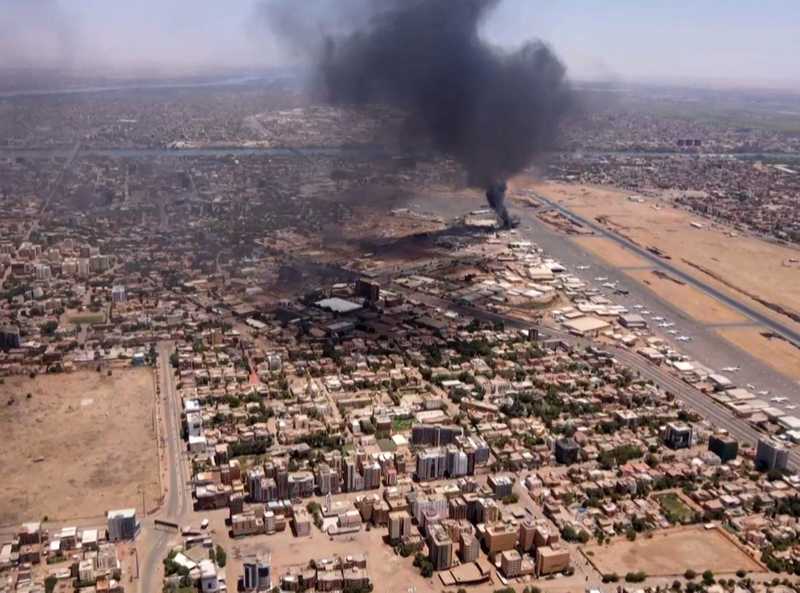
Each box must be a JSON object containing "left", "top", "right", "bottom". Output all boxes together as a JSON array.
[
  {"left": 392, "top": 417, "right": 413, "bottom": 432},
  {"left": 657, "top": 492, "right": 695, "bottom": 524}
]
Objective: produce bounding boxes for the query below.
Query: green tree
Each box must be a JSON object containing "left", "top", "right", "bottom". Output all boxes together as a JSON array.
[
  {"left": 45, "top": 576, "right": 58, "bottom": 593},
  {"left": 215, "top": 544, "right": 226, "bottom": 568},
  {"left": 40, "top": 320, "right": 58, "bottom": 336},
  {"left": 625, "top": 571, "right": 647, "bottom": 583},
  {"left": 420, "top": 560, "right": 433, "bottom": 578}
]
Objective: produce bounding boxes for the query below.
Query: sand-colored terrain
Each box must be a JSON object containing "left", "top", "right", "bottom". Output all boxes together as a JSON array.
[
  {"left": 628, "top": 270, "right": 748, "bottom": 325},
  {"left": 529, "top": 180, "right": 800, "bottom": 337},
  {"left": 583, "top": 526, "right": 764, "bottom": 576},
  {"left": 717, "top": 327, "right": 800, "bottom": 381},
  {"left": 573, "top": 236, "right": 651, "bottom": 269},
  {"left": 0, "top": 369, "right": 160, "bottom": 526}
]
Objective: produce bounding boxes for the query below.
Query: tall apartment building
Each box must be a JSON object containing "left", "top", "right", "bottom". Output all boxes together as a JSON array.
[
  {"left": 411, "top": 424, "right": 462, "bottom": 447},
  {"left": 243, "top": 554, "right": 272, "bottom": 591},
  {"left": 445, "top": 447, "right": 469, "bottom": 478},
  {"left": 416, "top": 448, "right": 447, "bottom": 482},
  {"left": 756, "top": 437, "right": 789, "bottom": 471},
  {"left": 427, "top": 524, "right": 454, "bottom": 571}
]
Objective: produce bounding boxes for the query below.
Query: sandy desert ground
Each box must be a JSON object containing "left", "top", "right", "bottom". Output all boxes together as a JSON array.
[
  {"left": 583, "top": 526, "right": 764, "bottom": 577},
  {"left": 0, "top": 369, "right": 160, "bottom": 526}
]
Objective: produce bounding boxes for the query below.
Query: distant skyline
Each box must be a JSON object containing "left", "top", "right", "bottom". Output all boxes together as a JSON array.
[{"left": 1, "top": 0, "right": 798, "bottom": 89}]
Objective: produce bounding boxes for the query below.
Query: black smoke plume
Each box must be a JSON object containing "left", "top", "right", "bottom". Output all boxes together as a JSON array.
[
  {"left": 258, "top": 0, "right": 572, "bottom": 227},
  {"left": 486, "top": 182, "right": 511, "bottom": 229}
]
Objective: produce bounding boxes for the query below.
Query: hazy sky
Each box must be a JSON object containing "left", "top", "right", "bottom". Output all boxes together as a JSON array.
[{"left": 1, "top": 0, "right": 798, "bottom": 87}]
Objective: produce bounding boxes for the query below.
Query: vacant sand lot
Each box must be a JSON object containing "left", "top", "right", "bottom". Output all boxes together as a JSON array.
[
  {"left": 717, "top": 327, "right": 800, "bottom": 381},
  {"left": 628, "top": 269, "right": 748, "bottom": 325},
  {"left": 573, "top": 236, "right": 650, "bottom": 269},
  {"left": 583, "top": 526, "right": 764, "bottom": 576},
  {"left": 0, "top": 370, "right": 159, "bottom": 525},
  {"left": 225, "top": 523, "right": 435, "bottom": 593}
]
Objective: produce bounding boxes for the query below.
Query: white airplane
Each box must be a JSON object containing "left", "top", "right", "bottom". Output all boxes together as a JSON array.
[{"left": 721, "top": 366, "right": 740, "bottom": 372}]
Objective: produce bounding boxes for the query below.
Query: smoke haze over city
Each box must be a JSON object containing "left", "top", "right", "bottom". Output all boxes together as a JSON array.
[{"left": 1, "top": 0, "right": 799, "bottom": 88}]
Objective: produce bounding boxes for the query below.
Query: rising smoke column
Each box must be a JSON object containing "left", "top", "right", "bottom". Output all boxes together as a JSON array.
[{"left": 259, "top": 0, "right": 571, "bottom": 227}]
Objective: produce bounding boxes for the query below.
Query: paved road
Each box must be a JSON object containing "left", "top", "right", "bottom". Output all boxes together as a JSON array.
[
  {"left": 536, "top": 193, "right": 800, "bottom": 348},
  {"left": 138, "top": 343, "right": 192, "bottom": 593}
]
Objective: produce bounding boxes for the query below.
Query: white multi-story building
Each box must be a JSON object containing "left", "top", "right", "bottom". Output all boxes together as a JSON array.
[
  {"left": 34, "top": 264, "right": 51, "bottom": 281},
  {"left": 111, "top": 285, "right": 127, "bottom": 304},
  {"left": 77, "top": 258, "right": 90, "bottom": 278},
  {"left": 243, "top": 553, "right": 272, "bottom": 591}
]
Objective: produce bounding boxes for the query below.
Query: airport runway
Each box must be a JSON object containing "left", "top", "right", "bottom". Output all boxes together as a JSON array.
[
  {"left": 513, "top": 199, "right": 800, "bottom": 401},
  {"left": 536, "top": 193, "right": 800, "bottom": 348}
]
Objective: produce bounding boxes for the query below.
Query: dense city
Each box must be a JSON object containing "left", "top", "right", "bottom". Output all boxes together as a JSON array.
[{"left": 2, "top": 3, "right": 800, "bottom": 593}]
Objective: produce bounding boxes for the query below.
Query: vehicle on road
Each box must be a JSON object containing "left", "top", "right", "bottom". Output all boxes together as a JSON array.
[
  {"left": 722, "top": 366, "right": 740, "bottom": 372},
  {"left": 677, "top": 335, "right": 693, "bottom": 342}
]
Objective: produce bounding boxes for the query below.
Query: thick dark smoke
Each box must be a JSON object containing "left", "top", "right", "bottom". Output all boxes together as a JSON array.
[
  {"left": 257, "top": 0, "right": 571, "bottom": 228},
  {"left": 486, "top": 182, "right": 511, "bottom": 229}
]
